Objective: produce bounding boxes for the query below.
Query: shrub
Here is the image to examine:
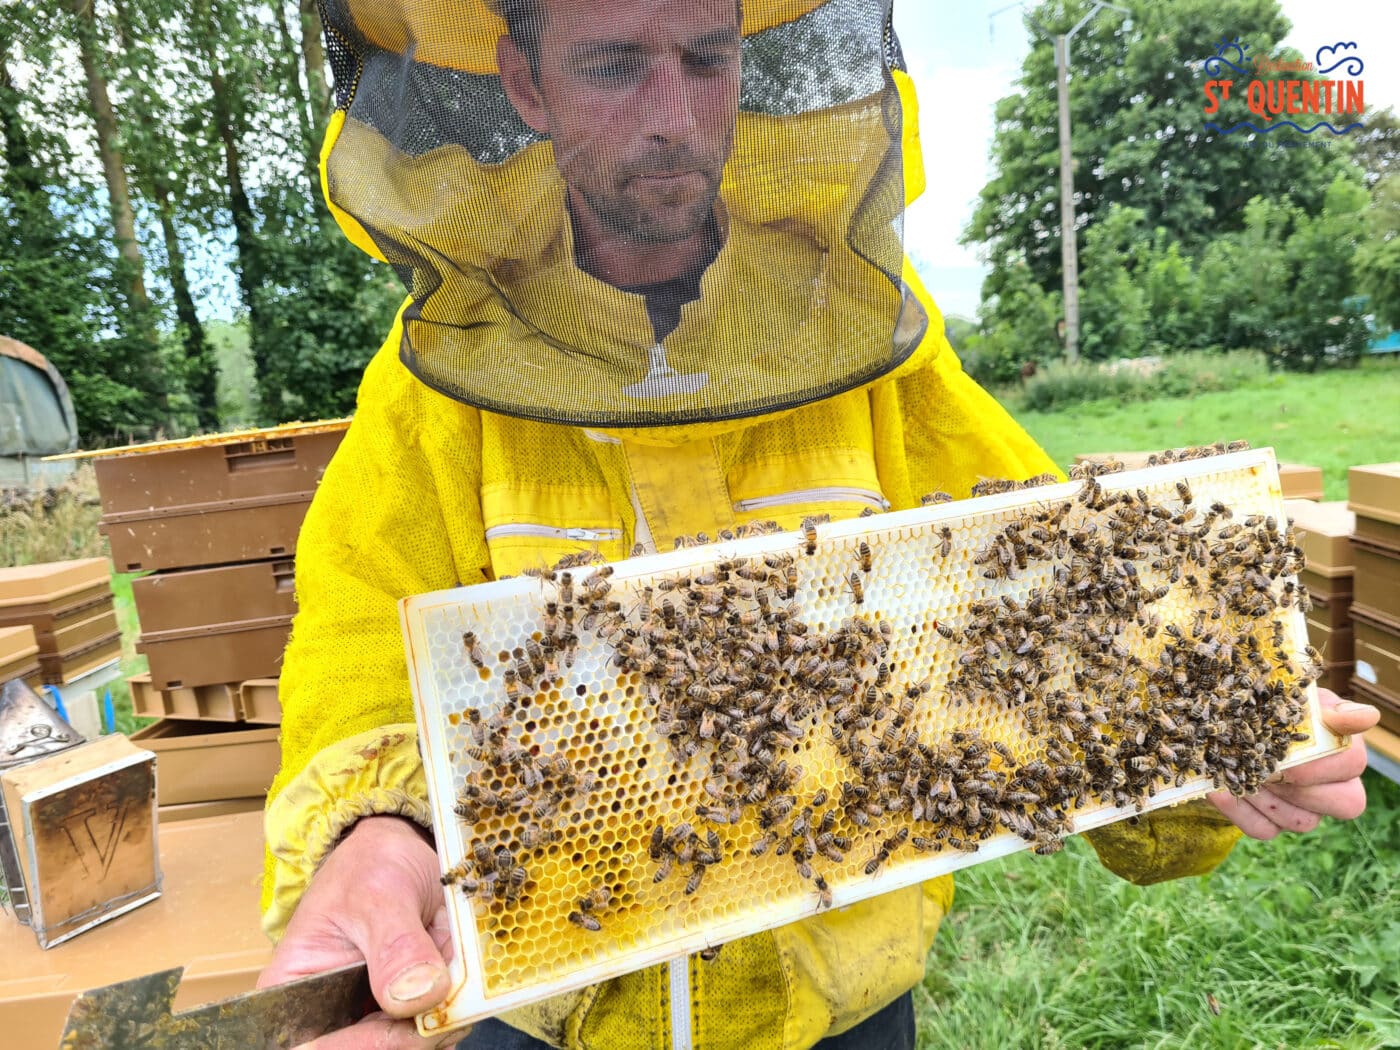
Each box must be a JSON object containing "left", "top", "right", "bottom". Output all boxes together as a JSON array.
[{"left": 1018, "top": 350, "right": 1268, "bottom": 412}]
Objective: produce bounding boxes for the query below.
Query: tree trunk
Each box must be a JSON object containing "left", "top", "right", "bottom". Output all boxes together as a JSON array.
[
  {"left": 299, "top": 0, "right": 330, "bottom": 130},
  {"left": 152, "top": 173, "right": 219, "bottom": 429},
  {"left": 272, "top": 0, "right": 319, "bottom": 198},
  {"left": 194, "top": 1, "right": 256, "bottom": 310},
  {"left": 68, "top": 0, "right": 151, "bottom": 316}
]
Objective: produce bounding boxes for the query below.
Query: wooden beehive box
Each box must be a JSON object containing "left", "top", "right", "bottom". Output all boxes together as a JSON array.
[{"left": 0, "top": 734, "right": 160, "bottom": 948}]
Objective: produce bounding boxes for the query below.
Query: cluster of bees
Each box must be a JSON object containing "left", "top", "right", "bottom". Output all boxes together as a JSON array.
[{"left": 444, "top": 441, "right": 1318, "bottom": 953}]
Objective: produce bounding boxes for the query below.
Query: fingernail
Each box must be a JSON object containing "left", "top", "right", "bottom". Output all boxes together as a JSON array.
[
  {"left": 388, "top": 962, "right": 442, "bottom": 1003},
  {"left": 1336, "top": 701, "right": 1369, "bottom": 713}
]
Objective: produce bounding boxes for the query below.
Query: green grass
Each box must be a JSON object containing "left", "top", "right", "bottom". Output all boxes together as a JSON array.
[
  {"left": 1010, "top": 357, "right": 1400, "bottom": 501},
  {"left": 917, "top": 773, "right": 1400, "bottom": 1049}
]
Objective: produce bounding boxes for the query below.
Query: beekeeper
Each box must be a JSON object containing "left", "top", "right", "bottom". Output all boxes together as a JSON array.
[{"left": 256, "top": 2, "right": 1378, "bottom": 1048}]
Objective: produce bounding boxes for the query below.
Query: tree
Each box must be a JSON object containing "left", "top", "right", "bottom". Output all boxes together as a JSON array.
[
  {"left": 965, "top": 0, "right": 1358, "bottom": 299},
  {"left": 62, "top": 0, "right": 165, "bottom": 383},
  {"left": 0, "top": 9, "right": 172, "bottom": 440},
  {"left": 1355, "top": 174, "right": 1400, "bottom": 330},
  {"left": 1348, "top": 107, "right": 1400, "bottom": 188}
]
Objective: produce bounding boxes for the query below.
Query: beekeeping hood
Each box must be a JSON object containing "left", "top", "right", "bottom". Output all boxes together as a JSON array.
[{"left": 317, "top": 0, "right": 928, "bottom": 428}]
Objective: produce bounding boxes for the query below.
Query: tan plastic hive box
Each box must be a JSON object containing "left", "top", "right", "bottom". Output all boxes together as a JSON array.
[
  {"left": 238, "top": 678, "right": 282, "bottom": 724},
  {"left": 1352, "top": 607, "right": 1400, "bottom": 699},
  {"left": 1299, "top": 567, "right": 1351, "bottom": 604},
  {"left": 83, "top": 422, "right": 347, "bottom": 573},
  {"left": 38, "top": 633, "right": 122, "bottom": 687},
  {"left": 1306, "top": 617, "right": 1352, "bottom": 665},
  {"left": 1350, "top": 539, "right": 1400, "bottom": 626},
  {"left": 1368, "top": 721, "right": 1400, "bottom": 767},
  {"left": 1352, "top": 678, "right": 1400, "bottom": 736},
  {"left": 156, "top": 796, "right": 264, "bottom": 824},
  {"left": 1277, "top": 464, "right": 1324, "bottom": 501},
  {"left": 0, "top": 734, "right": 160, "bottom": 949},
  {"left": 129, "top": 720, "right": 280, "bottom": 806},
  {"left": 401, "top": 447, "right": 1344, "bottom": 1035},
  {"left": 0, "top": 559, "right": 110, "bottom": 608},
  {"left": 1283, "top": 500, "right": 1355, "bottom": 577},
  {"left": 0, "top": 811, "right": 269, "bottom": 1050},
  {"left": 127, "top": 673, "right": 242, "bottom": 722},
  {"left": 1348, "top": 462, "right": 1400, "bottom": 526},
  {"left": 0, "top": 623, "right": 39, "bottom": 667},
  {"left": 133, "top": 560, "right": 295, "bottom": 690}
]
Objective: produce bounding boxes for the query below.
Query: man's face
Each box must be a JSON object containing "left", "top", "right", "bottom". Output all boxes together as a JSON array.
[{"left": 504, "top": 0, "right": 742, "bottom": 246}]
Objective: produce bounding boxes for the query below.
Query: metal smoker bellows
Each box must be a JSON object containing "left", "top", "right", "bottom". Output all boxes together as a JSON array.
[{"left": 400, "top": 448, "right": 1345, "bottom": 1034}]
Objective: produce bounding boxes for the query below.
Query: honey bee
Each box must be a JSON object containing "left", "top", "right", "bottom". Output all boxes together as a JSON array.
[
  {"left": 815, "top": 874, "right": 833, "bottom": 909},
  {"left": 936, "top": 526, "right": 953, "bottom": 558},
  {"left": 801, "top": 517, "right": 820, "bottom": 556},
  {"left": 700, "top": 944, "right": 724, "bottom": 961},
  {"left": 685, "top": 866, "right": 706, "bottom": 895},
  {"left": 568, "top": 910, "right": 602, "bottom": 932},
  {"left": 461, "top": 631, "right": 487, "bottom": 669},
  {"left": 579, "top": 886, "right": 612, "bottom": 912},
  {"left": 856, "top": 542, "right": 873, "bottom": 574}
]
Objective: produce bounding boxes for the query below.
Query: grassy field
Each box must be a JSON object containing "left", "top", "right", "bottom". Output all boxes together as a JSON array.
[
  {"left": 918, "top": 359, "right": 1400, "bottom": 1049},
  {"left": 1009, "top": 357, "right": 1400, "bottom": 501}
]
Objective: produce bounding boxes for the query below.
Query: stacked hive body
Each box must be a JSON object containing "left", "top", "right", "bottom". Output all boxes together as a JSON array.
[
  {"left": 401, "top": 447, "right": 1344, "bottom": 1036},
  {"left": 83, "top": 421, "right": 348, "bottom": 815},
  {"left": 0, "top": 559, "right": 118, "bottom": 686},
  {"left": 1285, "top": 500, "right": 1355, "bottom": 697},
  {"left": 1347, "top": 464, "right": 1400, "bottom": 734},
  {"left": 0, "top": 625, "right": 43, "bottom": 689}
]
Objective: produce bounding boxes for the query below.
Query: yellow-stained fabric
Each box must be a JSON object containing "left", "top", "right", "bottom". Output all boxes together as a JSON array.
[
  {"left": 341, "top": 0, "right": 834, "bottom": 76},
  {"left": 1083, "top": 801, "right": 1242, "bottom": 886},
  {"left": 262, "top": 285, "right": 1242, "bottom": 1048},
  {"left": 326, "top": 93, "right": 915, "bottom": 426}
]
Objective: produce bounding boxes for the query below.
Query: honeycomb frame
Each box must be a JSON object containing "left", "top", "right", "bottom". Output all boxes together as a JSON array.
[{"left": 401, "top": 448, "right": 1346, "bottom": 1034}]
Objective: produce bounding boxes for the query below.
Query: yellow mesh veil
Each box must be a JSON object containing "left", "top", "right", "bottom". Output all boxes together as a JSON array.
[{"left": 316, "top": 0, "right": 927, "bottom": 426}]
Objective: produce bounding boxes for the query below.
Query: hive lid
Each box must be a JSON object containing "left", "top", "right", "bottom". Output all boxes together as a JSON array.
[
  {"left": 50, "top": 419, "right": 351, "bottom": 462},
  {"left": 0, "top": 558, "right": 111, "bottom": 606},
  {"left": 1349, "top": 463, "right": 1400, "bottom": 526},
  {"left": 1284, "top": 499, "right": 1356, "bottom": 576}
]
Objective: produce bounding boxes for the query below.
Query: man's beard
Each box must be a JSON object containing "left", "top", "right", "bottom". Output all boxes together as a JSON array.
[{"left": 582, "top": 168, "right": 723, "bottom": 246}]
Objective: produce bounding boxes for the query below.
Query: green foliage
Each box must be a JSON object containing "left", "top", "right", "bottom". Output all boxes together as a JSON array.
[
  {"left": 964, "top": 263, "right": 1063, "bottom": 386},
  {"left": 1017, "top": 350, "right": 1268, "bottom": 413},
  {"left": 1079, "top": 206, "right": 1150, "bottom": 361},
  {"left": 1015, "top": 356, "right": 1400, "bottom": 501},
  {"left": 1356, "top": 174, "right": 1400, "bottom": 331},
  {"left": 250, "top": 188, "right": 402, "bottom": 423},
  {"left": 964, "top": 0, "right": 1356, "bottom": 296}
]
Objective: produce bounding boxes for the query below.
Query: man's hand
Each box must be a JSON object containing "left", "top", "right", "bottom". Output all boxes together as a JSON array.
[
  {"left": 258, "top": 815, "right": 466, "bottom": 1049},
  {"left": 1207, "top": 688, "right": 1378, "bottom": 839}
]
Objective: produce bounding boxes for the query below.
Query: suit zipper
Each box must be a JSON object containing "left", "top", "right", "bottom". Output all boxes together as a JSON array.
[
  {"left": 481, "top": 524, "right": 622, "bottom": 542},
  {"left": 733, "top": 486, "right": 890, "bottom": 513},
  {"left": 669, "top": 955, "right": 692, "bottom": 1050}
]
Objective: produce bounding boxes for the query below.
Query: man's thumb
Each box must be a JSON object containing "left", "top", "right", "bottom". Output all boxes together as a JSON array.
[{"left": 368, "top": 926, "right": 452, "bottom": 1017}]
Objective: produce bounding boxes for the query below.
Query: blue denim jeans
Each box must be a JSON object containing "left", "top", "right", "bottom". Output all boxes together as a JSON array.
[{"left": 456, "top": 989, "right": 916, "bottom": 1049}]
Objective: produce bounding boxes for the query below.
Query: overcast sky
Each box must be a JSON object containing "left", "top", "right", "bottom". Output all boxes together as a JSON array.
[{"left": 892, "top": 0, "right": 1399, "bottom": 320}]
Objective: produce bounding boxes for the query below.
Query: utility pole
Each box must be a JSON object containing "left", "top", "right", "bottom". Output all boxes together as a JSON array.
[
  {"left": 993, "top": 2, "right": 1132, "bottom": 364},
  {"left": 1054, "top": 33, "right": 1080, "bottom": 362}
]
